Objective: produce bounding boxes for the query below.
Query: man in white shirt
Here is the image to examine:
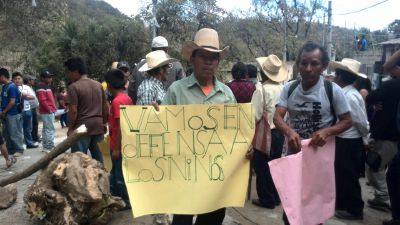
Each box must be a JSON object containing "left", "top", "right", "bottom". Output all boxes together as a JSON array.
[
  {"left": 331, "top": 58, "right": 369, "bottom": 220},
  {"left": 12, "top": 72, "right": 39, "bottom": 149}
]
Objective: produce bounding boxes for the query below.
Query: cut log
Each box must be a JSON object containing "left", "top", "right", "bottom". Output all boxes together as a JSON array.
[
  {"left": 0, "top": 125, "right": 87, "bottom": 187},
  {"left": 24, "top": 152, "right": 125, "bottom": 225},
  {"left": 0, "top": 184, "right": 17, "bottom": 209}
]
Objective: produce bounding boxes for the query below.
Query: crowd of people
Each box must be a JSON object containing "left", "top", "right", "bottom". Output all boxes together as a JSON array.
[{"left": 0, "top": 27, "right": 399, "bottom": 225}]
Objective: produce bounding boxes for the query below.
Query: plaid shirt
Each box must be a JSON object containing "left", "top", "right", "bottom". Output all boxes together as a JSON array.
[{"left": 137, "top": 76, "right": 165, "bottom": 105}]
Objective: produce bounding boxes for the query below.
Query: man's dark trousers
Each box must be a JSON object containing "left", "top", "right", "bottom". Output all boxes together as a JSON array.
[
  {"left": 252, "top": 129, "right": 284, "bottom": 207},
  {"left": 335, "top": 137, "right": 364, "bottom": 216},
  {"left": 387, "top": 150, "right": 400, "bottom": 220},
  {"left": 31, "top": 108, "right": 39, "bottom": 142}
]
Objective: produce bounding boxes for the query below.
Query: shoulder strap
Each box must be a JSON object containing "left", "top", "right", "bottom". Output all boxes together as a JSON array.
[
  {"left": 288, "top": 80, "right": 301, "bottom": 98},
  {"left": 323, "top": 79, "right": 336, "bottom": 124}
]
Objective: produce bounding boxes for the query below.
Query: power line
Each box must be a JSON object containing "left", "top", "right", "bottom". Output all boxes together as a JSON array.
[{"left": 334, "top": 0, "right": 389, "bottom": 16}]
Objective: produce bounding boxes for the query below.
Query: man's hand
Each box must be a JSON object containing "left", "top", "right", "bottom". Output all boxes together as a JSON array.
[
  {"left": 309, "top": 128, "right": 330, "bottom": 148},
  {"left": 151, "top": 101, "right": 160, "bottom": 112},
  {"left": 287, "top": 129, "right": 302, "bottom": 153},
  {"left": 67, "top": 129, "right": 73, "bottom": 137},
  {"left": 245, "top": 145, "right": 254, "bottom": 160},
  {"left": 0, "top": 112, "right": 5, "bottom": 120},
  {"left": 112, "top": 150, "right": 121, "bottom": 160}
]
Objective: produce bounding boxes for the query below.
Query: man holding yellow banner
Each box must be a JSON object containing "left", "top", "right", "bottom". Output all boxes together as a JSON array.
[
  {"left": 164, "top": 28, "right": 236, "bottom": 225},
  {"left": 120, "top": 28, "right": 254, "bottom": 225}
]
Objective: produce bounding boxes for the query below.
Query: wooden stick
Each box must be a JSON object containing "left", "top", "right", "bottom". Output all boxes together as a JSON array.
[{"left": 0, "top": 125, "right": 87, "bottom": 187}]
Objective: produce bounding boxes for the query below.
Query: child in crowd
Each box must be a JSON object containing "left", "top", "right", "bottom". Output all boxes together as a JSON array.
[{"left": 105, "top": 69, "right": 133, "bottom": 209}]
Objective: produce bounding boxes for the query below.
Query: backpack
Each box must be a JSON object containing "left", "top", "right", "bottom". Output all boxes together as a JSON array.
[
  {"left": 288, "top": 79, "right": 336, "bottom": 124},
  {"left": 4, "top": 83, "right": 23, "bottom": 113}
]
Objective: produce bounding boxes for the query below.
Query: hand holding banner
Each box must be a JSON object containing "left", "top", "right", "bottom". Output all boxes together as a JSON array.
[{"left": 269, "top": 137, "right": 336, "bottom": 225}]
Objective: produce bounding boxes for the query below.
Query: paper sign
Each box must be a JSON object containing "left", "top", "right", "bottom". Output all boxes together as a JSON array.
[
  {"left": 269, "top": 137, "right": 336, "bottom": 225},
  {"left": 120, "top": 104, "right": 255, "bottom": 217}
]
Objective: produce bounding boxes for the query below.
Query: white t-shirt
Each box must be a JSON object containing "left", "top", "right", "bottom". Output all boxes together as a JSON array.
[
  {"left": 18, "top": 84, "right": 36, "bottom": 111},
  {"left": 277, "top": 76, "right": 350, "bottom": 139}
]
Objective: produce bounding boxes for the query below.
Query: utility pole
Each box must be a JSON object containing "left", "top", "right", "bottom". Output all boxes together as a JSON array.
[
  {"left": 282, "top": 0, "right": 287, "bottom": 63},
  {"left": 322, "top": 12, "right": 325, "bottom": 47},
  {"left": 152, "top": 0, "right": 158, "bottom": 38},
  {"left": 327, "top": 1, "right": 332, "bottom": 60}
]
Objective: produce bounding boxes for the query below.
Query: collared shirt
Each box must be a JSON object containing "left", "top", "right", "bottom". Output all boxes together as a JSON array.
[
  {"left": 226, "top": 79, "right": 256, "bottom": 103},
  {"left": 338, "top": 85, "right": 369, "bottom": 139},
  {"left": 162, "top": 74, "right": 236, "bottom": 105},
  {"left": 137, "top": 76, "right": 166, "bottom": 106},
  {"left": 251, "top": 80, "right": 283, "bottom": 129}
]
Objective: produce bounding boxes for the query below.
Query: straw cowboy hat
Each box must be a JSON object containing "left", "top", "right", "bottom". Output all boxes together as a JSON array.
[
  {"left": 181, "top": 28, "right": 229, "bottom": 61},
  {"left": 138, "top": 50, "right": 178, "bottom": 72},
  {"left": 255, "top": 54, "right": 288, "bottom": 82},
  {"left": 329, "top": 58, "right": 367, "bottom": 78}
]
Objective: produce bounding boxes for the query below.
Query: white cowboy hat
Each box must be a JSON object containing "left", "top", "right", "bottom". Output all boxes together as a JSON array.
[
  {"left": 181, "top": 28, "right": 229, "bottom": 61},
  {"left": 138, "top": 50, "right": 178, "bottom": 72},
  {"left": 329, "top": 58, "right": 367, "bottom": 78},
  {"left": 255, "top": 54, "right": 288, "bottom": 82}
]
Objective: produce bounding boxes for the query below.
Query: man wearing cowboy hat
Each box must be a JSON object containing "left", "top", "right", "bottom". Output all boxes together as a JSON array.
[
  {"left": 137, "top": 50, "right": 178, "bottom": 106},
  {"left": 250, "top": 54, "right": 287, "bottom": 209},
  {"left": 162, "top": 28, "right": 235, "bottom": 225},
  {"left": 273, "top": 42, "right": 352, "bottom": 225},
  {"left": 128, "top": 36, "right": 185, "bottom": 103},
  {"left": 330, "top": 58, "right": 369, "bottom": 220}
]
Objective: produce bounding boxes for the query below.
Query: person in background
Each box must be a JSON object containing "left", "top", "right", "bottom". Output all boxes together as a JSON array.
[
  {"left": 57, "top": 86, "right": 68, "bottom": 128},
  {"left": 251, "top": 54, "right": 287, "bottom": 209},
  {"left": 137, "top": 50, "right": 177, "bottom": 106},
  {"left": 366, "top": 50, "right": 400, "bottom": 212},
  {"left": 24, "top": 75, "right": 40, "bottom": 143},
  {"left": 0, "top": 68, "right": 25, "bottom": 157},
  {"left": 330, "top": 58, "right": 369, "bottom": 220},
  {"left": 226, "top": 62, "right": 255, "bottom": 103},
  {"left": 117, "top": 61, "right": 131, "bottom": 90},
  {"left": 65, "top": 57, "right": 108, "bottom": 163},
  {"left": 36, "top": 70, "right": 57, "bottom": 153},
  {"left": 359, "top": 35, "right": 368, "bottom": 51},
  {"left": 12, "top": 72, "right": 38, "bottom": 149},
  {"left": 128, "top": 36, "right": 185, "bottom": 102},
  {"left": 354, "top": 77, "right": 372, "bottom": 102},
  {"left": 372, "top": 49, "right": 400, "bottom": 225},
  {"left": 105, "top": 69, "right": 132, "bottom": 210},
  {"left": 246, "top": 64, "right": 258, "bottom": 84}
]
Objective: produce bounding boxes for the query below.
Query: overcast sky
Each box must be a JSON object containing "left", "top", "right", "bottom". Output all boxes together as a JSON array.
[{"left": 103, "top": 0, "right": 398, "bottom": 31}]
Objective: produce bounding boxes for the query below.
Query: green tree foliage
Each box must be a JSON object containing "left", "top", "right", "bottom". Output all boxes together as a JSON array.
[{"left": 388, "top": 19, "right": 400, "bottom": 38}]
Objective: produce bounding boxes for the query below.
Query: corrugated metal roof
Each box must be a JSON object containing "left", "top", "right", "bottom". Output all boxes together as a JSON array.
[{"left": 380, "top": 38, "right": 400, "bottom": 45}]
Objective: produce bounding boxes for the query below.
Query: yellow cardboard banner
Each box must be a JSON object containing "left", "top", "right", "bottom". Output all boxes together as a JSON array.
[{"left": 120, "top": 104, "right": 254, "bottom": 217}]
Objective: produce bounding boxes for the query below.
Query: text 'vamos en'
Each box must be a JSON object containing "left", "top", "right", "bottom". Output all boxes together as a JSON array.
[{"left": 120, "top": 104, "right": 255, "bottom": 183}]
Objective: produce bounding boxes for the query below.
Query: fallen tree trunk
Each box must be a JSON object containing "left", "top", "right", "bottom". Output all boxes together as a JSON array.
[
  {"left": 0, "top": 125, "right": 87, "bottom": 187},
  {"left": 24, "top": 152, "right": 125, "bottom": 225}
]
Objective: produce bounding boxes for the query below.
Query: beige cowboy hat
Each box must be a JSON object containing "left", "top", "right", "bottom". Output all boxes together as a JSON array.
[
  {"left": 329, "top": 58, "right": 367, "bottom": 78},
  {"left": 138, "top": 50, "right": 178, "bottom": 72},
  {"left": 255, "top": 54, "right": 288, "bottom": 82},
  {"left": 181, "top": 28, "right": 229, "bottom": 61}
]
